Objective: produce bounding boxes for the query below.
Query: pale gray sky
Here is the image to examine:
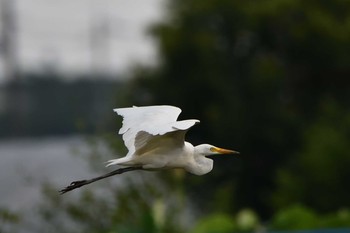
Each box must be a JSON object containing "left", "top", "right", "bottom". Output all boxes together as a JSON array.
[{"left": 0, "top": 0, "right": 163, "bottom": 81}]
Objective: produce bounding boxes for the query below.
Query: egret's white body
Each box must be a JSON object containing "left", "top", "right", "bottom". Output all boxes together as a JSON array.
[
  {"left": 106, "top": 105, "right": 237, "bottom": 175},
  {"left": 60, "top": 105, "right": 238, "bottom": 194}
]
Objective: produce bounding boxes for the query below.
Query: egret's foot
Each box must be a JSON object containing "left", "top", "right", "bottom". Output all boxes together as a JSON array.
[{"left": 59, "top": 180, "right": 87, "bottom": 194}]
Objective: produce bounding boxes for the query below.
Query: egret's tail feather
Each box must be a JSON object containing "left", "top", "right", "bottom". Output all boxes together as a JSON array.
[
  {"left": 106, "top": 159, "right": 119, "bottom": 167},
  {"left": 105, "top": 157, "right": 130, "bottom": 167}
]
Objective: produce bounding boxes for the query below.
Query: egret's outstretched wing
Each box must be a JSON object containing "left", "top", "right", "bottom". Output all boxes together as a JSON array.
[
  {"left": 133, "top": 119, "right": 199, "bottom": 156},
  {"left": 114, "top": 105, "right": 199, "bottom": 157}
]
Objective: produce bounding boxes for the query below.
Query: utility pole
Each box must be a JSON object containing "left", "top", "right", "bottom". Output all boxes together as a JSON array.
[{"left": 0, "top": 0, "right": 18, "bottom": 81}]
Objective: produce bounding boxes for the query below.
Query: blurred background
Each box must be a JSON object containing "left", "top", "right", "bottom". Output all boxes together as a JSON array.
[{"left": 1, "top": 0, "right": 350, "bottom": 232}]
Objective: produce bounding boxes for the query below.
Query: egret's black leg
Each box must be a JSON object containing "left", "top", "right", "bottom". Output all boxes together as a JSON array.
[{"left": 59, "top": 166, "right": 143, "bottom": 194}]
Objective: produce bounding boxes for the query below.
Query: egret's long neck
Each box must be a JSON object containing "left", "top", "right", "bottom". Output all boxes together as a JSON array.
[{"left": 185, "top": 145, "right": 213, "bottom": 175}]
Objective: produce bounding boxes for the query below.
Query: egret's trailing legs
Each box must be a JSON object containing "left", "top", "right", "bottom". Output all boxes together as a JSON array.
[{"left": 59, "top": 166, "right": 142, "bottom": 194}]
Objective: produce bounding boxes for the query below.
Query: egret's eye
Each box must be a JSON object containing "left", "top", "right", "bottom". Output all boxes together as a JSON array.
[{"left": 210, "top": 147, "right": 216, "bottom": 152}]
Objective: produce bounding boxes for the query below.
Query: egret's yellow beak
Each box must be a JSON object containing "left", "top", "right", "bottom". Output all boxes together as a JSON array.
[{"left": 210, "top": 147, "right": 240, "bottom": 154}]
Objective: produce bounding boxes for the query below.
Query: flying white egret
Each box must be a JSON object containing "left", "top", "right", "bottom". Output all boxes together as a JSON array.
[{"left": 60, "top": 105, "right": 239, "bottom": 194}]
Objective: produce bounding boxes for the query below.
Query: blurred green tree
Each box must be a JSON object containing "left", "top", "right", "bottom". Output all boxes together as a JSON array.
[
  {"left": 0, "top": 207, "right": 20, "bottom": 233},
  {"left": 273, "top": 99, "right": 350, "bottom": 211},
  {"left": 270, "top": 204, "right": 350, "bottom": 230},
  {"left": 124, "top": 0, "right": 350, "bottom": 218}
]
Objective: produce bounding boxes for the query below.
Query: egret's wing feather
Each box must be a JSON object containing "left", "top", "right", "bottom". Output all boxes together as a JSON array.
[
  {"left": 114, "top": 105, "right": 195, "bottom": 157},
  {"left": 133, "top": 131, "right": 181, "bottom": 156},
  {"left": 116, "top": 105, "right": 181, "bottom": 135},
  {"left": 134, "top": 120, "right": 199, "bottom": 156}
]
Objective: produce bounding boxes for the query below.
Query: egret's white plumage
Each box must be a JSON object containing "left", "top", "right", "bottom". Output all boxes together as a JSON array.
[
  {"left": 60, "top": 105, "right": 238, "bottom": 194},
  {"left": 106, "top": 105, "right": 238, "bottom": 175}
]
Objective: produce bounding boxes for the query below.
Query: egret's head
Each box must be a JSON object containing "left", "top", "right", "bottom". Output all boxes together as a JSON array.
[{"left": 195, "top": 144, "right": 239, "bottom": 156}]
